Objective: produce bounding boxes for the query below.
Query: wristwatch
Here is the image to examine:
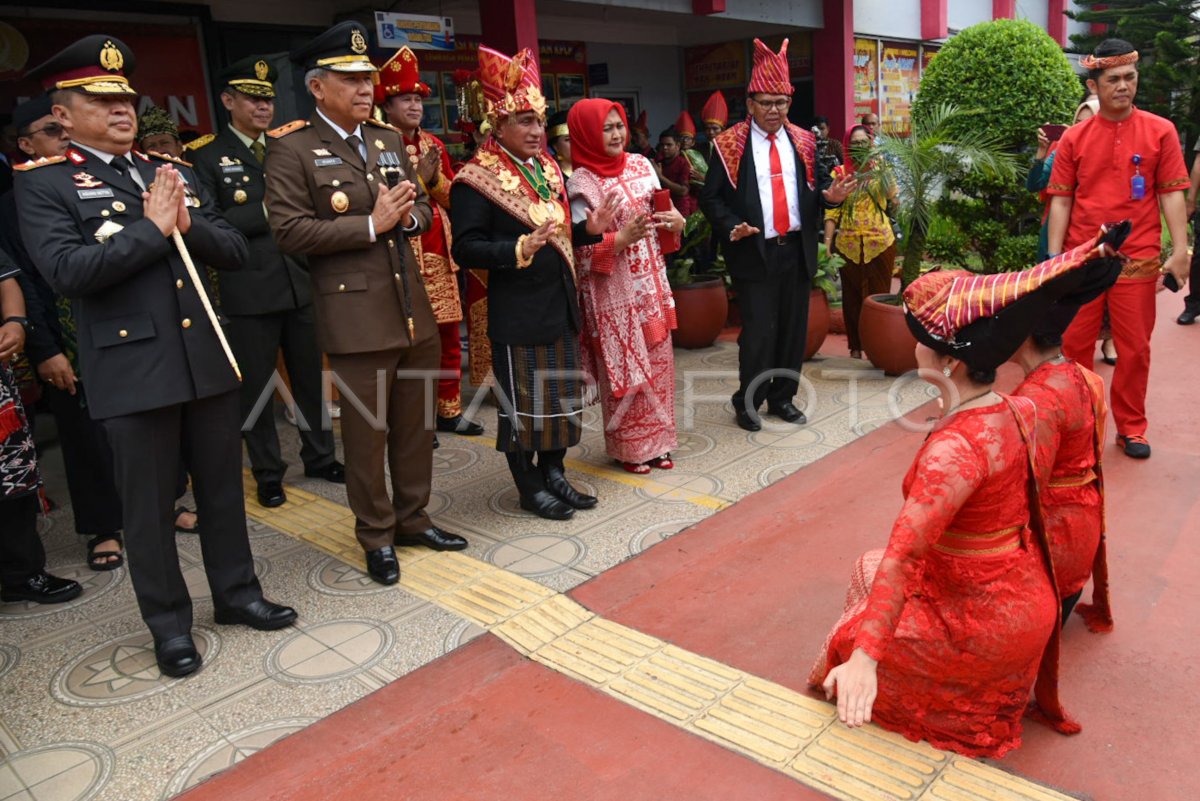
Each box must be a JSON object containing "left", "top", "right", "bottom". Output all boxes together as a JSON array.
[{"left": 2, "top": 316, "right": 31, "bottom": 333}]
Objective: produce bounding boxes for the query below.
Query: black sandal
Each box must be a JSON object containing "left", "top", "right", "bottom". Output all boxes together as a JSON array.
[
  {"left": 174, "top": 506, "right": 199, "bottom": 534},
  {"left": 87, "top": 534, "right": 124, "bottom": 572}
]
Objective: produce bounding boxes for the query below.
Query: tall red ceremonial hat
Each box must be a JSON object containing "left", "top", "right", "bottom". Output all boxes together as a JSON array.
[
  {"left": 634, "top": 109, "right": 649, "bottom": 135},
  {"left": 674, "top": 110, "right": 697, "bottom": 137},
  {"left": 476, "top": 45, "right": 546, "bottom": 123},
  {"left": 701, "top": 91, "right": 728, "bottom": 127},
  {"left": 748, "top": 38, "right": 792, "bottom": 96},
  {"left": 374, "top": 46, "right": 430, "bottom": 105}
]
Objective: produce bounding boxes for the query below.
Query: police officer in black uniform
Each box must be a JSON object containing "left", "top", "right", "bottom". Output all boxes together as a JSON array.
[
  {"left": 15, "top": 35, "right": 296, "bottom": 678},
  {"left": 191, "top": 56, "right": 343, "bottom": 509}
]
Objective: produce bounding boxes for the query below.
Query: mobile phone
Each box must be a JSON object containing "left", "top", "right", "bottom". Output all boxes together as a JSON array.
[
  {"left": 1042, "top": 124, "right": 1067, "bottom": 142},
  {"left": 1163, "top": 273, "right": 1181, "bottom": 292}
]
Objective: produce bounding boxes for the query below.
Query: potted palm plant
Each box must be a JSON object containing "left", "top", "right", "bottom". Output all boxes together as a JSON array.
[
  {"left": 667, "top": 211, "right": 728, "bottom": 349},
  {"left": 854, "top": 103, "right": 1015, "bottom": 374}
]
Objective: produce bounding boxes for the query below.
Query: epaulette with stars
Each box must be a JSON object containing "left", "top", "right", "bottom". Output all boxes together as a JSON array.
[
  {"left": 268, "top": 120, "right": 309, "bottom": 139},
  {"left": 365, "top": 118, "right": 402, "bottom": 134},
  {"left": 143, "top": 150, "right": 194, "bottom": 168},
  {"left": 13, "top": 155, "right": 66, "bottom": 171}
]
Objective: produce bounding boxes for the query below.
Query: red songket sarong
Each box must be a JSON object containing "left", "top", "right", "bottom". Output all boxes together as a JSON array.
[
  {"left": 811, "top": 397, "right": 1074, "bottom": 757},
  {"left": 1016, "top": 360, "right": 1113, "bottom": 631},
  {"left": 568, "top": 154, "right": 678, "bottom": 464}
]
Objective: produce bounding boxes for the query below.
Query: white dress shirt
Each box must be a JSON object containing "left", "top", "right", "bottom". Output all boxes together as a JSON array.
[
  {"left": 73, "top": 142, "right": 147, "bottom": 190},
  {"left": 748, "top": 119, "right": 801, "bottom": 237}
]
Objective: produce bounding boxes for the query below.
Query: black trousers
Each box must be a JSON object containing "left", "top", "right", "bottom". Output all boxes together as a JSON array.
[
  {"left": 42, "top": 383, "right": 123, "bottom": 536},
  {"left": 505, "top": 448, "right": 566, "bottom": 498},
  {"left": 1185, "top": 212, "right": 1200, "bottom": 312},
  {"left": 731, "top": 238, "right": 810, "bottom": 412},
  {"left": 226, "top": 305, "right": 335, "bottom": 485},
  {"left": 101, "top": 390, "right": 262, "bottom": 642},
  {"left": 0, "top": 493, "right": 45, "bottom": 587}
]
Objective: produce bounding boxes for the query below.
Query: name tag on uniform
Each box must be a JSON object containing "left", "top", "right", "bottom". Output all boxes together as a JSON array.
[
  {"left": 220, "top": 164, "right": 245, "bottom": 174},
  {"left": 78, "top": 187, "right": 115, "bottom": 199},
  {"left": 314, "top": 157, "right": 344, "bottom": 168}
]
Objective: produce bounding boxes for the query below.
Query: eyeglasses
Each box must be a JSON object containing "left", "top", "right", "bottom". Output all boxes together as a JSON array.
[
  {"left": 751, "top": 98, "right": 790, "bottom": 110},
  {"left": 20, "top": 122, "right": 65, "bottom": 138}
]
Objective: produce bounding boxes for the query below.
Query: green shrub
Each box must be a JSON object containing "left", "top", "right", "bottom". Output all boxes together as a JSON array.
[
  {"left": 994, "top": 234, "right": 1041, "bottom": 272},
  {"left": 923, "top": 218, "right": 971, "bottom": 267},
  {"left": 913, "top": 19, "right": 1081, "bottom": 273}
]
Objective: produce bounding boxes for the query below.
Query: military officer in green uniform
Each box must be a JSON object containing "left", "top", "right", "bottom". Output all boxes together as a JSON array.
[{"left": 191, "top": 56, "right": 343, "bottom": 509}]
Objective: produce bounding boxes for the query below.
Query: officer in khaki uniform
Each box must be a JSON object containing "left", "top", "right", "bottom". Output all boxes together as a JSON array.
[
  {"left": 264, "top": 21, "right": 467, "bottom": 585},
  {"left": 192, "top": 56, "right": 343, "bottom": 509}
]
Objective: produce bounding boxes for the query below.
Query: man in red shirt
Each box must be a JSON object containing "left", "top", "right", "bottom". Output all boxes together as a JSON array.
[
  {"left": 1047, "top": 38, "right": 1191, "bottom": 459},
  {"left": 655, "top": 127, "right": 696, "bottom": 216}
]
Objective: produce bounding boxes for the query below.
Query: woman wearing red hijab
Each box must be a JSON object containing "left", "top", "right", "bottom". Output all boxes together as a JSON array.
[
  {"left": 566, "top": 100, "right": 685, "bottom": 473},
  {"left": 823, "top": 124, "right": 898, "bottom": 359}
]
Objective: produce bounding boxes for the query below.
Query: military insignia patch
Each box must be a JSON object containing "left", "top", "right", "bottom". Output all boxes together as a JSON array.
[{"left": 73, "top": 172, "right": 104, "bottom": 188}]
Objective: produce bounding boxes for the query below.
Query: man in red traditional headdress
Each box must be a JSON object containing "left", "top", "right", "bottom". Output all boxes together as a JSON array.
[
  {"left": 1046, "top": 38, "right": 1191, "bottom": 460},
  {"left": 449, "top": 46, "right": 619, "bottom": 520},
  {"left": 701, "top": 90, "right": 729, "bottom": 164},
  {"left": 376, "top": 46, "right": 483, "bottom": 438},
  {"left": 700, "top": 39, "right": 853, "bottom": 432}
]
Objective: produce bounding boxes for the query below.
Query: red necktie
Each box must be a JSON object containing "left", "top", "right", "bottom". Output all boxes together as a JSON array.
[{"left": 767, "top": 132, "right": 789, "bottom": 238}]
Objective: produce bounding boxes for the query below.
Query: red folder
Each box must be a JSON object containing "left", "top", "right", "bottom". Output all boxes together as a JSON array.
[{"left": 653, "top": 188, "right": 681, "bottom": 255}]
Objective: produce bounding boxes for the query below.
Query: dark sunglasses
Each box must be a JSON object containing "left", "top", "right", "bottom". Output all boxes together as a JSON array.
[{"left": 20, "top": 122, "right": 65, "bottom": 138}]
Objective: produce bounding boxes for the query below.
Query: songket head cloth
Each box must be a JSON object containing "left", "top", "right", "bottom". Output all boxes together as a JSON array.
[
  {"left": 476, "top": 45, "right": 546, "bottom": 126},
  {"left": 701, "top": 91, "right": 728, "bottom": 128},
  {"left": 137, "top": 106, "right": 178, "bottom": 140},
  {"left": 374, "top": 46, "right": 430, "bottom": 105},
  {"left": 674, "top": 110, "right": 696, "bottom": 137},
  {"left": 748, "top": 38, "right": 792, "bottom": 96},
  {"left": 547, "top": 109, "right": 570, "bottom": 144},
  {"left": 903, "top": 221, "right": 1132, "bottom": 370},
  {"left": 1080, "top": 39, "right": 1139, "bottom": 72}
]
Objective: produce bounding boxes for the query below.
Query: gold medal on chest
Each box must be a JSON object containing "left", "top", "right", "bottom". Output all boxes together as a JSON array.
[
  {"left": 233, "top": 188, "right": 248, "bottom": 205},
  {"left": 528, "top": 199, "right": 564, "bottom": 227},
  {"left": 330, "top": 190, "right": 350, "bottom": 214}
]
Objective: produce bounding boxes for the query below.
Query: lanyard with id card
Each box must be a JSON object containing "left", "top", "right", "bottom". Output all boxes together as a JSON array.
[{"left": 1130, "top": 154, "right": 1145, "bottom": 200}]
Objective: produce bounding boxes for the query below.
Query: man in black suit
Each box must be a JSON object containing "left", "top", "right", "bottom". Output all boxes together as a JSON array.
[
  {"left": 700, "top": 38, "right": 852, "bottom": 432},
  {"left": 16, "top": 35, "right": 295, "bottom": 678},
  {"left": 192, "top": 56, "right": 343, "bottom": 508}
]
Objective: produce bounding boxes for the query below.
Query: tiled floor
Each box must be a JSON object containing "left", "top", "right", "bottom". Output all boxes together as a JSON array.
[{"left": 0, "top": 341, "right": 935, "bottom": 801}]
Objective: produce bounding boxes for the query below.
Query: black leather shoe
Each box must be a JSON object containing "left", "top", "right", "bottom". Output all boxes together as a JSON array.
[
  {"left": 257, "top": 481, "right": 286, "bottom": 508},
  {"left": 519, "top": 490, "right": 575, "bottom": 520},
  {"left": 543, "top": 467, "right": 598, "bottom": 510},
  {"left": 155, "top": 634, "right": 202, "bottom": 678},
  {"left": 734, "top": 408, "right": 762, "bottom": 432},
  {"left": 1178, "top": 309, "right": 1198, "bottom": 325},
  {"left": 214, "top": 598, "right": 298, "bottom": 630},
  {"left": 436, "top": 414, "right": 485, "bottom": 436},
  {"left": 433, "top": 434, "right": 440, "bottom": 450},
  {"left": 366, "top": 546, "right": 400, "bottom": 585},
  {"left": 0, "top": 571, "right": 82, "bottom": 604},
  {"left": 396, "top": 527, "right": 468, "bottom": 551},
  {"left": 767, "top": 402, "right": 807, "bottom": 424},
  {"left": 304, "top": 460, "right": 346, "bottom": 483}
]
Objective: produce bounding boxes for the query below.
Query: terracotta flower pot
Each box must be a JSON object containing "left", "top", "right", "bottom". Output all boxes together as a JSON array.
[
  {"left": 670, "top": 275, "right": 729, "bottom": 349},
  {"left": 804, "top": 289, "right": 830, "bottom": 361},
  {"left": 859, "top": 293, "right": 918, "bottom": 376}
]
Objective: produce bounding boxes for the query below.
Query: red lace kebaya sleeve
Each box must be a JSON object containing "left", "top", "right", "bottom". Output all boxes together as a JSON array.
[{"left": 853, "top": 428, "right": 988, "bottom": 661}]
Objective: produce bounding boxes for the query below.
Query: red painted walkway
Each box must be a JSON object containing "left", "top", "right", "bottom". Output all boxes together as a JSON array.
[{"left": 181, "top": 288, "right": 1198, "bottom": 801}]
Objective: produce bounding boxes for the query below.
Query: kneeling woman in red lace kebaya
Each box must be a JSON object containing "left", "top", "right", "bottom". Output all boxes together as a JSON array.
[{"left": 809, "top": 222, "right": 1131, "bottom": 757}]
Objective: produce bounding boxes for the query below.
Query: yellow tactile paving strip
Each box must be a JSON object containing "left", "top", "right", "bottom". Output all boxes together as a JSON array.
[
  {"left": 474, "top": 435, "right": 732, "bottom": 511},
  {"left": 243, "top": 473, "right": 1078, "bottom": 801}
]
